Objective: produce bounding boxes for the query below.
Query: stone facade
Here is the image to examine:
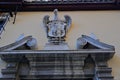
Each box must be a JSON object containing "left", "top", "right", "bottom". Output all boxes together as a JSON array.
[
  {"left": 0, "top": 35, "right": 115, "bottom": 80},
  {"left": 0, "top": 9, "right": 115, "bottom": 80}
]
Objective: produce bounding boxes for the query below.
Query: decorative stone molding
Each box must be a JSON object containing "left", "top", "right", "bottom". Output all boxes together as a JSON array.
[
  {"left": 0, "top": 9, "right": 115, "bottom": 80},
  {"left": 0, "top": 36, "right": 37, "bottom": 51},
  {"left": 0, "top": 40, "right": 115, "bottom": 80}
]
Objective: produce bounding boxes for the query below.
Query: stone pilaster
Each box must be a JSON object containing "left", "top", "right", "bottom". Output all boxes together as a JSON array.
[
  {"left": 0, "top": 63, "right": 20, "bottom": 80},
  {"left": 95, "top": 61, "right": 114, "bottom": 80},
  {"left": 0, "top": 54, "right": 23, "bottom": 80}
]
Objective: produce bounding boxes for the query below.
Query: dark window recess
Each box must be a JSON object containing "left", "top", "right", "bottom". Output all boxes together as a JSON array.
[
  {"left": 0, "top": 13, "right": 9, "bottom": 36},
  {"left": 0, "top": 0, "right": 120, "bottom": 11}
]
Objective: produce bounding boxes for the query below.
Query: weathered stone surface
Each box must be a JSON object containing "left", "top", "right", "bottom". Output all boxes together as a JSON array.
[
  {"left": 0, "top": 62, "right": 20, "bottom": 80},
  {"left": 43, "top": 9, "right": 72, "bottom": 44},
  {"left": 44, "top": 43, "right": 70, "bottom": 50},
  {"left": 0, "top": 10, "right": 115, "bottom": 79},
  {"left": 0, "top": 49, "right": 115, "bottom": 80},
  {"left": 95, "top": 62, "right": 114, "bottom": 80}
]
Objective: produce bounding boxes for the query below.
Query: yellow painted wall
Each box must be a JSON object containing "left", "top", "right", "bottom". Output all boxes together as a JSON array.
[{"left": 0, "top": 11, "right": 120, "bottom": 79}]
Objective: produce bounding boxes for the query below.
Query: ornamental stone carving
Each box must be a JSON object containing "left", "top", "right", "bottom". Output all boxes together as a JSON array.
[
  {"left": 43, "top": 9, "right": 72, "bottom": 44},
  {"left": 0, "top": 9, "right": 115, "bottom": 80}
]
